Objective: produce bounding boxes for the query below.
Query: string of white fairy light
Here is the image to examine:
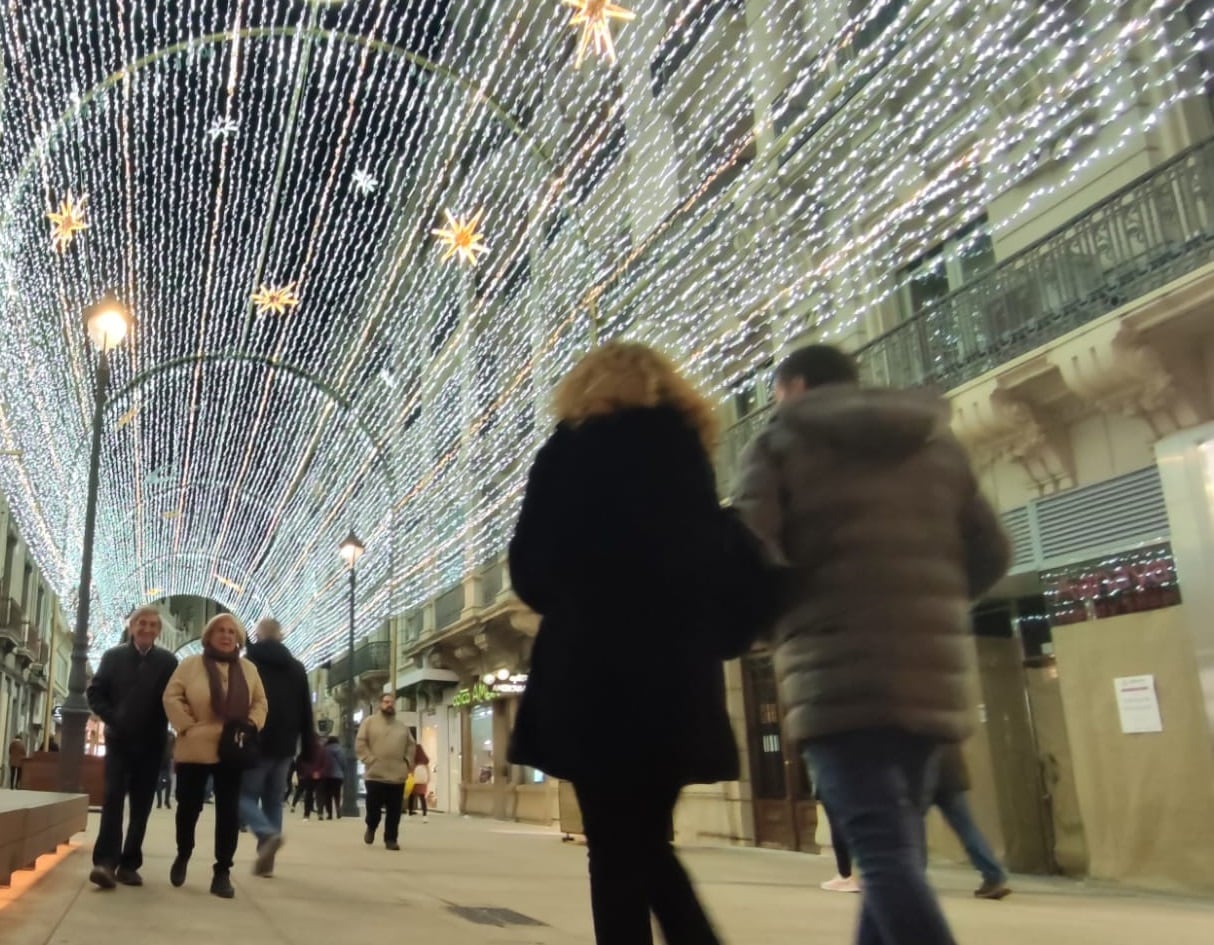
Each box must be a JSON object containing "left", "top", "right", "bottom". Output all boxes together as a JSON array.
[{"left": 0, "top": 0, "right": 1206, "bottom": 662}]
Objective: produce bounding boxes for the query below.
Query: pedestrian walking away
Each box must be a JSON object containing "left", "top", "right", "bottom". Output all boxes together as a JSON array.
[
  {"left": 408, "top": 743, "right": 431, "bottom": 818},
  {"left": 86, "top": 606, "right": 178, "bottom": 890},
  {"left": 241, "top": 617, "right": 315, "bottom": 877},
  {"left": 320, "top": 736, "right": 346, "bottom": 820},
  {"left": 356, "top": 693, "right": 417, "bottom": 850},
  {"left": 163, "top": 613, "right": 268, "bottom": 899},
  {"left": 7, "top": 733, "right": 27, "bottom": 790},
  {"left": 156, "top": 733, "right": 176, "bottom": 810},
  {"left": 733, "top": 344, "right": 1011, "bottom": 945},
  {"left": 933, "top": 743, "right": 1012, "bottom": 900},
  {"left": 507, "top": 342, "right": 781, "bottom": 945}
]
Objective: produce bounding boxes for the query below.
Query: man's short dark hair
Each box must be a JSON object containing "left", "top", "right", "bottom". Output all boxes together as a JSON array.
[{"left": 774, "top": 344, "right": 860, "bottom": 389}]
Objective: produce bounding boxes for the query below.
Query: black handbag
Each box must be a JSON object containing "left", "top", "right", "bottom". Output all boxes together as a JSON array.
[{"left": 218, "top": 719, "right": 260, "bottom": 769}]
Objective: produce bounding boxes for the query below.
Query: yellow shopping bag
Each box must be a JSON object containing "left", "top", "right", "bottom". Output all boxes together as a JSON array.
[{"left": 405, "top": 773, "right": 416, "bottom": 798}]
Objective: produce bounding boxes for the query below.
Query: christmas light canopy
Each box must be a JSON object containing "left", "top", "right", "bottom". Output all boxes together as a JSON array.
[{"left": 0, "top": 1, "right": 1207, "bottom": 669}]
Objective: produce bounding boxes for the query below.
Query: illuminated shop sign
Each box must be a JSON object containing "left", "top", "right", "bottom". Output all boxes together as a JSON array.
[{"left": 452, "top": 672, "right": 530, "bottom": 707}]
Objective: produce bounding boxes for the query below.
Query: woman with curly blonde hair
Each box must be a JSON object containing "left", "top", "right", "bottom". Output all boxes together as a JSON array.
[{"left": 508, "top": 341, "right": 766, "bottom": 945}]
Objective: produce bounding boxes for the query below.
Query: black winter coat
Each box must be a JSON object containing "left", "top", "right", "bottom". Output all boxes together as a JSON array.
[
  {"left": 506, "top": 406, "right": 741, "bottom": 787},
  {"left": 86, "top": 643, "right": 178, "bottom": 755},
  {"left": 246, "top": 640, "right": 315, "bottom": 761}
]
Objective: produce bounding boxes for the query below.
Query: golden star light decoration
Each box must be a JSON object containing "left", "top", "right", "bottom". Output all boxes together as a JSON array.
[
  {"left": 47, "top": 192, "right": 89, "bottom": 252},
  {"left": 251, "top": 282, "right": 300, "bottom": 316},
  {"left": 561, "top": 0, "right": 636, "bottom": 68},
  {"left": 432, "top": 209, "right": 489, "bottom": 266}
]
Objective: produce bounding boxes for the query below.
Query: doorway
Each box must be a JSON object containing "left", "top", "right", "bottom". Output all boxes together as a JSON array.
[{"left": 740, "top": 653, "right": 818, "bottom": 851}]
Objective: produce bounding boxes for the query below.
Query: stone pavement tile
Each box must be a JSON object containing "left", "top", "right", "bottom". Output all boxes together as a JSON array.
[{"left": 4, "top": 808, "right": 1214, "bottom": 945}]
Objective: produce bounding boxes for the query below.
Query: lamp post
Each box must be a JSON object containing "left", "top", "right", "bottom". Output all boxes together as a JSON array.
[
  {"left": 60, "top": 293, "right": 133, "bottom": 792},
  {"left": 339, "top": 530, "right": 364, "bottom": 817}
]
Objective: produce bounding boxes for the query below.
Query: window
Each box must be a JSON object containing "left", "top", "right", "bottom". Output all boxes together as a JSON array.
[{"left": 898, "top": 217, "right": 995, "bottom": 321}]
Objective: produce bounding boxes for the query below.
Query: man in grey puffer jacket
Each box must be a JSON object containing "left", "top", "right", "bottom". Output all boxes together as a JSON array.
[{"left": 733, "top": 345, "right": 1009, "bottom": 945}]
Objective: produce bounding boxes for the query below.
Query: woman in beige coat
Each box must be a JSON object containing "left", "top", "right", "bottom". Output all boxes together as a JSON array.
[{"left": 163, "top": 614, "right": 267, "bottom": 899}]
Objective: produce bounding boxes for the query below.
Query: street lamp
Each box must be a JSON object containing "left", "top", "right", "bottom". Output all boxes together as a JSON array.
[
  {"left": 60, "top": 293, "right": 133, "bottom": 792},
  {"left": 339, "top": 530, "right": 364, "bottom": 817}
]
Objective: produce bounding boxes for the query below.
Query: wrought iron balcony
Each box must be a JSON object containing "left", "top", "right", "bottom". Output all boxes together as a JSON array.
[
  {"left": 862, "top": 135, "right": 1214, "bottom": 391},
  {"left": 716, "top": 135, "right": 1214, "bottom": 492},
  {"left": 327, "top": 640, "right": 390, "bottom": 688}
]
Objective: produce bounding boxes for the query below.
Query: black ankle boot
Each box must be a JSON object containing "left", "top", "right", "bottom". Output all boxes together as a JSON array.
[
  {"left": 170, "top": 856, "right": 188, "bottom": 888},
  {"left": 210, "top": 871, "right": 235, "bottom": 899}
]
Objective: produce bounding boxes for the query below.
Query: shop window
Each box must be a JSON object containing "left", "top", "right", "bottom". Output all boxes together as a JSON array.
[
  {"left": 470, "top": 704, "right": 495, "bottom": 784},
  {"left": 1041, "top": 544, "right": 1182, "bottom": 626}
]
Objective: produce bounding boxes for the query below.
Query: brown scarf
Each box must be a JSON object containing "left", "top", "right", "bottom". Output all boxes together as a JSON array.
[{"left": 202, "top": 645, "right": 250, "bottom": 723}]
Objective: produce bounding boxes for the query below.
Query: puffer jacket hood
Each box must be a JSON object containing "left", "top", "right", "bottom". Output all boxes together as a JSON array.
[
  {"left": 732, "top": 382, "right": 1011, "bottom": 744},
  {"left": 774, "top": 385, "right": 949, "bottom": 463}
]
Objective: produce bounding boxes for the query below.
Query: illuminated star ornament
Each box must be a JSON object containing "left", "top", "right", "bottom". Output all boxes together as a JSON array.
[
  {"left": 432, "top": 209, "right": 488, "bottom": 266},
  {"left": 47, "top": 193, "right": 89, "bottom": 252},
  {"left": 208, "top": 116, "right": 239, "bottom": 139},
  {"left": 251, "top": 283, "right": 301, "bottom": 316},
  {"left": 561, "top": 0, "right": 636, "bottom": 68},
  {"left": 352, "top": 169, "right": 379, "bottom": 195}
]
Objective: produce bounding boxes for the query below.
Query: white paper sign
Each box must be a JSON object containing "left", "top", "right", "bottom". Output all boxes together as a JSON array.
[{"left": 1114, "top": 675, "right": 1164, "bottom": 734}]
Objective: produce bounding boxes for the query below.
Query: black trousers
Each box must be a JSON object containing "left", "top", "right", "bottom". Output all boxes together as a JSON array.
[
  {"left": 93, "top": 747, "right": 160, "bottom": 870},
  {"left": 364, "top": 780, "right": 404, "bottom": 842},
  {"left": 175, "top": 763, "right": 242, "bottom": 874},
  {"left": 320, "top": 778, "right": 343, "bottom": 818},
  {"left": 9, "top": 767, "right": 21, "bottom": 789},
  {"left": 573, "top": 782, "right": 720, "bottom": 945},
  {"left": 823, "top": 804, "right": 853, "bottom": 877},
  {"left": 408, "top": 790, "right": 428, "bottom": 816},
  {"left": 293, "top": 780, "right": 316, "bottom": 816}
]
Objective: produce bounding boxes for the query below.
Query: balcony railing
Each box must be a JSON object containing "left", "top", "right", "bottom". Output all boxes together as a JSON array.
[
  {"left": 716, "top": 135, "right": 1214, "bottom": 491},
  {"left": 862, "top": 136, "right": 1214, "bottom": 391},
  {"left": 328, "top": 641, "right": 390, "bottom": 688}
]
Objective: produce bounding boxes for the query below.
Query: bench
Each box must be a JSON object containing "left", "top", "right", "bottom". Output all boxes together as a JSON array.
[{"left": 0, "top": 790, "right": 88, "bottom": 886}]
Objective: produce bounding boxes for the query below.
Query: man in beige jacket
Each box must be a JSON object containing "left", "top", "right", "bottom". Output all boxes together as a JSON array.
[{"left": 355, "top": 693, "right": 417, "bottom": 851}]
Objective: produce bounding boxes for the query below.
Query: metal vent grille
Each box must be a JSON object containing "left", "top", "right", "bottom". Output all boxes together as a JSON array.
[
  {"left": 1035, "top": 466, "right": 1169, "bottom": 562},
  {"left": 1001, "top": 506, "right": 1035, "bottom": 572}
]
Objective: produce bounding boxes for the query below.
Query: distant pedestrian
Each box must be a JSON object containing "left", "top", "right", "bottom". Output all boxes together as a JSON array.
[
  {"left": 318, "top": 736, "right": 345, "bottom": 820},
  {"left": 733, "top": 344, "right": 1011, "bottom": 945},
  {"left": 7, "top": 734, "right": 26, "bottom": 789},
  {"left": 163, "top": 613, "right": 268, "bottom": 899},
  {"left": 292, "top": 736, "right": 324, "bottom": 820},
  {"left": 356, "top": 694, "right": 416, "bottom": 850},
  {"left": 86, "top": 607, "right": 178, "bottom": 889},
  {"left": 508, "top": 343, "right": 776, "bottom": 945},
  {"left": 408, "top": 744, "right": 430, "bottom": 818},
  {"left": 157, "top": 733, "right": 176, "bottom": 810},
  {"left": 933, "top": 744, "right": 1011, "bottom": 900},
  {"left": 241, "top": 618, "right": 315, "bottom": 876}
]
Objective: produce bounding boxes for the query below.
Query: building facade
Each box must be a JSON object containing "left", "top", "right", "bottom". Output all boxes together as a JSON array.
[
  {"left": 310, "top": 0, "right": 1214, "bottom": 895},
  {"left": 1, "top": 492, "right": 73, "bottom": 782}
]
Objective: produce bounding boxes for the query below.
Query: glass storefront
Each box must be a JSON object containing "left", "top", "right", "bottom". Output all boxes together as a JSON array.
[{"left": 470, "top": 704, "right": 495, "bottom": 784}]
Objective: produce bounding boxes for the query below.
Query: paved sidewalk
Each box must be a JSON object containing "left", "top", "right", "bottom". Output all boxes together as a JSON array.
[{"left": 4, "top": 807, "right": 1214, "bottom": 944}]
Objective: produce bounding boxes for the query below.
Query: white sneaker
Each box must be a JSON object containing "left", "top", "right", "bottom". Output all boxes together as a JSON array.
[{"left": 820, "top": 874, "right": 862, "bottom": 893}]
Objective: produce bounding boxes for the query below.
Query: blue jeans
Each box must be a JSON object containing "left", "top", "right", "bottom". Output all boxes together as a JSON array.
[
  {"left": 935, "top": 790, "right": 1006, "bottom": 885},
  {"left": 239, "top": 756, "right": 292, "bottom": 842},
  {"left": 804, "top": 728, "right": 957, "bottom": 945}
]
